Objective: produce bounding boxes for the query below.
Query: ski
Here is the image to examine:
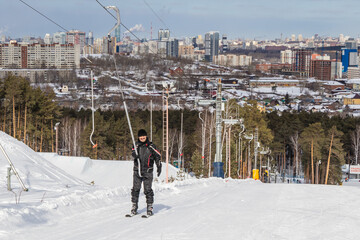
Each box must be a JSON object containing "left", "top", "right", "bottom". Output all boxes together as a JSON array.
[
  {"left": 141, "top": 214, "right": 152, "bottom": 218},
  {"left": 125, "top": 213, "right": 137, "bottom": 217}
]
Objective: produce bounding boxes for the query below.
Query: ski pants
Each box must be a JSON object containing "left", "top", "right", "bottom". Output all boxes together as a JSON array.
[{"left": 131, "top": 171, "right": 154, "bottom": 204}]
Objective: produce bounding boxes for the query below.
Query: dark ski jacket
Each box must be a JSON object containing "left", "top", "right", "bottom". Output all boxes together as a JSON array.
[{"left": 132, "top": 139, "right": 161, "bottom": 173}]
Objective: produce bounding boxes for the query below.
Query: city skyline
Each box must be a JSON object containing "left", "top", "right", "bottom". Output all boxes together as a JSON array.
[{"left": 1, "top": 0, "right": 360, "bottom": 40}]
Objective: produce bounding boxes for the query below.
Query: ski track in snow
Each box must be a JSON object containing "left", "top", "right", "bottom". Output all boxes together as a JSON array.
[{"left": 2, "top": 179, "right": 360, "bottom": 240}]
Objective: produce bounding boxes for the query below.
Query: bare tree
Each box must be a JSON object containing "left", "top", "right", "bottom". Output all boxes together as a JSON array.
[
  {"left": 168, "top": 129, "right": 178, "bottom": 164},
  {"left": 351, "top": 125, "right": 360, "bottom": 165},
  {"left": 290, "top": 131, "right": 301, "bottom": 178}
]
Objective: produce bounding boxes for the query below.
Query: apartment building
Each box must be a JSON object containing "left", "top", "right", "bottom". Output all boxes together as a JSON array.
[
  {"left": 214, "top": 54, "right": 252, "bottom": 67},
  {"left": 66, "top": 30, "right": 86, "bottom": 53},
  {"left": 0, "top": 41, "right": 80, "bottom": 69}
]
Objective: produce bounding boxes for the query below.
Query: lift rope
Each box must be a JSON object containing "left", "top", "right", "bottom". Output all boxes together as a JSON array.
[
  {"left": 83, "top": 51, "right": 97, "bottom": 148},
  {"left": 105, "top": 6, "right": 142, "bottom": 177},
  {"left": 90, "top": 69, "right": 97, "bottom": 148}
]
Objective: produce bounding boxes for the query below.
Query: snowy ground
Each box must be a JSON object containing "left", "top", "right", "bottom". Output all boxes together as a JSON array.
[{"left": 1, "top": 131, "right": 360, "bottom": 240}]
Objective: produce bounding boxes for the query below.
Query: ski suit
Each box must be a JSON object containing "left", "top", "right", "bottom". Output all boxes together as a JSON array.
[{"left": 131, "top": 139, "right": 161, "bottom": 204}]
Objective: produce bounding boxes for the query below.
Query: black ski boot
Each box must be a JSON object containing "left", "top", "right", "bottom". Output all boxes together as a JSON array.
[
  {"left": 141, "top": 204, "right": 153, "bottom": 218},
  {"left": 146, "top": 204, "right": 153, "bottom": 216},
  {"left": 131, "top": 202, "right": 138, "bottom": 215},
  {"left": 125, "top": 203, "right": 138, "bottom": 217}
]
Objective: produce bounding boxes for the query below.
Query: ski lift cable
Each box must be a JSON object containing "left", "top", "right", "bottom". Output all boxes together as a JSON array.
[
  {"left": 96, "top": 0, "right": 151, "bottom": 47},
  {"left": 19, "top": 0, "right": 141, "bottom": 57},
  {"left": 19, "top": 0, "right": 99, "bottom": 64},
  {"left": 143, "top": 0, "right": 171, "bottom": 31},
  {"left": 19, "top": 0, "right": 69, "bottom": 33},
  {"left": 18, "top": 0, "right": 138, "bottom": 155},
  {"left": 19, "top": 0, "right": 99, "bottom": 148},
  {"left": 105, "top": 6, "right": 142, "bottom": 177},
  {"left": 97, "top": 0, "right": 191, "bottom": 87},
  {"left": 96, "top": 0, "right": 182, "bottom": 80}
]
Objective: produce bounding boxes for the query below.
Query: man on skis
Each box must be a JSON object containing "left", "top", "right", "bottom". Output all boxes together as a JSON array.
[{"left": 130, "top": 129, "right": 162, "bottom": 217}]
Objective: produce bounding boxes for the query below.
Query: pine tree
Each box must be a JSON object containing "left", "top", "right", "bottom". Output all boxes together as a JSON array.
[
  {"left": 191, "top": 149, "right": 203, "bottom": 178},
  {"left": 300, "top": 122, "right": 325, "bottom": 184},
  {"left": 322, "top": 126, "right": 344, "bottom": 184}
]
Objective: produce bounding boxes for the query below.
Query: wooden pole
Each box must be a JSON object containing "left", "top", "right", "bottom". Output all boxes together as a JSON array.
[
  {"left": 166, "top": 88, "right": 169, "bottom": 184},
  {"left": 311, "top": 139, "right": 314, "bottom": 184},
  {"left": 13, "top": 96, "right": 16, "bottom": 138},
  {"left": 3, "top": 106, "right": 6, "bottom": 134},
  {"left": 315, "top": 161, "right": 319, "bottom": 184},
  {"left": 17, "top": 107, "right": 21, "bottom": 139},
  {"left": 51, "top": 120, "right": 54, "bottom": 152},
  {"left": 283, "top": 145, "right": 286, "bottom": 182},
  {"left": 325, "top": 131, "right": 334, "bottom": 185},
  {"left": 228, "top": 127, "right": 231, "bottom": 178},
  {"left": 95, "top": 141, "right": 98, "bottom": 159},
  {"left": 24, "top": 104, "right": 27, "bottom": 144},
  {"left": 260, "top": 154, "right": 262, "bottom": 181},
  {"left": 55, "top": 126, "right": 58, "bottom": 154}
]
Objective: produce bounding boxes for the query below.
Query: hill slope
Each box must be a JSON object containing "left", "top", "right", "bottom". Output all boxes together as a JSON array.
[{"left": 1, "top": 132, "right": 360, "bottom": 240}]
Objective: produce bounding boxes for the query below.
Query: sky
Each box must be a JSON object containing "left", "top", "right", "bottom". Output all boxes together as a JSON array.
[{"left": 1, "top": 0, "right": 360, "bottom": 40}]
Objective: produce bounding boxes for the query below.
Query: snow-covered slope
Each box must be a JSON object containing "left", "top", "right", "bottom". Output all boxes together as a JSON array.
[
  {"left": 39, "top": 153, "right": 181, "bottom": 188},
  {"left": 0, "top": 131, "right": 86, "bottom": 191},
  {"left": 1, "top": 131, "right": 360, "bottom": 240}
]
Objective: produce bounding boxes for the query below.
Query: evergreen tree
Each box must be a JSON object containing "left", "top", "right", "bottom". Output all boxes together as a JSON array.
[
  {"left": 322, "top": 126, "right": 344, "bottom": 184},
  {"left": 300, "top": 122, "right": 325, "bottom": 184},
  {"left": 191, "top": 149, "right": 203, "bottom": 178}
]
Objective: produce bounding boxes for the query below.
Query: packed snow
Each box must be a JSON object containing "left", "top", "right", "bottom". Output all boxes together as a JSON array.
[{"left": 1, "top": 131, "right": 360, "bottom": 240}]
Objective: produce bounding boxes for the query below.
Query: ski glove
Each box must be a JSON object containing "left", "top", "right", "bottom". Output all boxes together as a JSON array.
[{"left": 157, "top": 164, "right": 162, "bottom": 177}]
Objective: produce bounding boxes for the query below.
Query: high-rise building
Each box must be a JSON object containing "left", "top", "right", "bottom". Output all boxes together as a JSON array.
[
  {"left": 298, "top": 34, "right": 303, "bottom": 41},
  {"left": 85, "top": 31, "right": 94, "bottom": 46},
  {"left": 0, "top": 42, "right": 80, "bottom": 69},
  {"left": 347, "top": 66, "right": 360, "bottom": 79},
  {"left": 339, "top": 34, "right": 345, "bottom": 43},
  {"left": 157, "top": 38, "right": 178, "bottom": 58},
  {"left": 191, "top": 37, "right": 197, "bottom": 48},
  {"left": 291, "top": 34, "right": 296, "bottom": 41},
  {"left": 291, "top": 49, "right": 312, "bottom": 77},
  {"left": 222, "top": 34, "right": 228, "bottom": 53},
  {"left": 178, "top": 45, "right": 194, "bottom": 56},
  {"left": 345, "top": 38, "right": 357, "bottom": 49},
  {"left": 331, "top": 61, "right": 342, "bottom": 79},
  {"left": 167, "top": 38, "right": 179, "bottom": 57},
  {"left": 214, "top": 54, "right": 252, "bottom": 66},
  {"left": 342, "top": 48, "right": 358, "bottom": 72},
  {"left": 158, "top": 29, "right": 170, "bottom": 41},
  {"left": 157, "top": 41, "right": 167, "bottom": 57},
  {"left": 44, "top": 33, "right": 53, "bottom": 44},
  {"left": 53, "top": 32, "right": 66, "bottom": 44},
  {"left": 66, "top": 30, "right": 86, "bottom": 52},
  {"left": 280, "top": 50, "right": 292, "bottom": 64},
  {"left": 115, "top": 26, "right": 121, "bottom": 43},
  {"left": 310, "top": 59, "right": 332, "bottom": 80},
  {"left": 196, "top": 35, "right": 204, "bottom": 46},
  {"left": 205, "top": 31, "right": 219, "bottom": 62}
]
